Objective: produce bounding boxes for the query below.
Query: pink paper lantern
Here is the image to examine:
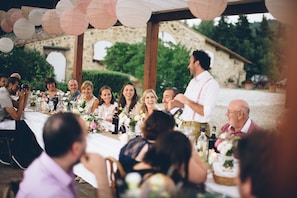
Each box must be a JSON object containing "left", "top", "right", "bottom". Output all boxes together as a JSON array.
[
  {"left": 60, "top": 8, "right": 89, "bottom": 36},
  {"left": 9, "top": 11, "right": 24, "bottom": 27},
  {"left": 265, "top": 0, "right": 294, "bottom": 25},
  {"left": 188, "top": 0, "right": 227, "bottom": 21},
  {"left": 1, "top": 19, "right": 13, "bottom": 33},
  {"left": 116, "top": 0, "right": 152, "bottom": 28},
  {"left": 55, "top": 0, "right": 76, "bottom": 17},
  {"left": 6, "top": 8, "right": 22, "bottom": 26},
  {"left": 42, "top": 10, "right": 63, "bottom": 35},
  {"left": 104, "top": 0, "right": 117, "bottom": 17},
  {"left": 76, "top": 0, "right": 92, "bottom": 14},
  {"left": 87, "top": 0, "right": 117, "bottom": 30},
  {"left": 0, "top": 10, "right": 6, "bottom": 22},
  {"left": 13, "top": 18, "right": 35, "bottom": 39}
]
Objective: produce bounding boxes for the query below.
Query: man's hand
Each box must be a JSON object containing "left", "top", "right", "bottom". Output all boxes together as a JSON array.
[
  {"left": 80, "top": 153, "right": 106, "bottom": 176},
  {"left": 174, "top": 93, "right": 189, "bottom": 104}
]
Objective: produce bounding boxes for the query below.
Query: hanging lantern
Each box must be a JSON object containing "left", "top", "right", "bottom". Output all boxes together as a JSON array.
[
  {"left": 0, "top": 10, "right": 6, "bottom": 22},
  {"left": 104, "top": 0, "right": 117, "bottom": 17},
  {"left": 0, "top": 37, "right": 14, "bottom": 53},
  {"left": 265, "top": 0, "right": 294, "bottom": 25},
  {"left": 42, "top": 10, "right": 63, "bottom": 35},
  {"left": 76, "top": 0, "right": 92, "bottom": 14},
  {"left": 28, "top": 9, "right": 43, "bottom": 26},
  {"left": 55, "top": 0, "right": 76, "bottom": 17},
  {"left": 13, "top": 18, "right": 35, "bottom": 39},
  {"left": 1, "top": 19, "right": 13, "bottom": 33},
  {"left": 60, "top": 7, "right": 89, "bottom": 36},
  {"left": 9, "top": 11, "right": 24, "bottom": 27},
  {"left": 188, "top": 0, "right": 227, "bottom": 21},
  {"left": 87, "top": 0, "right": 117, "bottom": 30},
  {"left": 116, "top": 0, "right": 152, "bottom": 28},
  {"left": 6, "top": 8, "right": 22, "bottom": 26}
]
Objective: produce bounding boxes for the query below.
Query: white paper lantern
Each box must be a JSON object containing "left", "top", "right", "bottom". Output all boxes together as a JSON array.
[
  {"left": 188, "top": 0, "right": 227, "bottom": 21},
  {"left": 28, "top": 9, "right": 43, "bottom": 26},
  {"left": 265, "top": 0, "right": 295, "bottom": 25},
  {"left": 87, "top": 0, "right": 117, "bottom": 30},
  {"left": 55, "top": 0, "right": 76, "bottom": 17},
  {"left": 13, "top": 18, "right": 35, "bottom": 39},
  {"left": 60, "top": 7, "right": 89, "bottom": 36},
  {"left": 116, "top": 0, "right": 152, "bottom": 28},
  {"left": 0, "top": 37, "right": 14, "bottom": 53},
  {"left": 42, "top": 10, "right": 63, "bottom": 35}
]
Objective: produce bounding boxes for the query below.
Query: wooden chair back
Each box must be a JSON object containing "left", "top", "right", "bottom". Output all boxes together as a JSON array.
[{"left": 2, "top": 180, "right": 20, "bottom": 198}]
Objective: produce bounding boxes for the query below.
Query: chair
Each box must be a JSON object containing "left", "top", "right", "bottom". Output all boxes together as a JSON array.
[
  {"left": 0, "top": 130, "right": 15, "bottom": 166},
  {"left": 2, "top": 180, "right": 20, "bottom": 198},
  {"left": 105, "top": 156, "right": 126, "bottom": 197}
]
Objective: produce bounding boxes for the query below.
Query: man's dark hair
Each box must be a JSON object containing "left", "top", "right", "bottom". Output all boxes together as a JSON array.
[
  {"left": 6, "top": 77, "right": 21, "bottom": 88},
  {"left": 237, "top": 130, "right": 277, "bottom": 198},
  {"left": 165, "top": 87, "right": 179, "bottom": 97},
  {"left": 192, "top": 50, "right": 211, "bottom": 70},
  {"left": 43, "top": 112, "right": 83, "bottom": 157}
]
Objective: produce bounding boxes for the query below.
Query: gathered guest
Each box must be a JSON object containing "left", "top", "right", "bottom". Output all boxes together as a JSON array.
[
  {"left": 139, "top": 89, "right": 160, "bottom": 118},
  {"left": 17, "top": 112, "right": 112, "bottom": 198},
  {"left": 118, "top": 82, "right": 140, "bottom": 115},
  {"left": 77, "top": 80, "right": 99, "bottom": 114},
  {"left": 168, "top": 50, "right": 220, "bottom": 138},
  {"left": 0, "top": 77, "right": 42, "bottom": 169},
  {"left": 132, "top": 131, "right": 207, "bottom": 196},
  {"left": 220, "top": 99, "right": 260, "bottom": 137},
  {"left": 162, "top": 87, "right": 178, "bottom": 112},
  {"left": 237, "top": 130, "right": 277, "bottom": 198},
  {"left": 9, "top": 72, "right": 22, "bottom": 106},
  {"left": 0, "top": 73, "right": 8, "bottom": 87},
  {"left": 67, "top": 79, "right": 80, "bottom": 101},
  {"left": 44, "top": 77, "right": 63, "bottom": 99},
  {"left": 96, "top": 85, "right": 118, "bottom": 122},
  {"left": 119, "top": 110, "right": 175, "bottom": 173},
  {"left": 10, "top": 72, "right": 21, "bottom": 80}
]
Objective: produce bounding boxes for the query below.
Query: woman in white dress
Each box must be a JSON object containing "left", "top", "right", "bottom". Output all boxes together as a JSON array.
[
  {"left": 77, "top": 80, "right": 99, "bottom": 114},
  {"left": 96, "top": 86, "right": 118, "bottom": 122},
  {"left": 140, "top": 89, "right": 160, "bottom": 118}
]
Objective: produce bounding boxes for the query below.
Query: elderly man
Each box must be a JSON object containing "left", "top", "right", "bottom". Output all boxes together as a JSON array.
[
  {"left": 221, "top": 99, "right": 260, "bottom": 137},
  {"left": 68, "top": 79, "right": 80, "bottom": 101},
  {"left": 17, "top": 113, "right": 112, "bottom": 198}
]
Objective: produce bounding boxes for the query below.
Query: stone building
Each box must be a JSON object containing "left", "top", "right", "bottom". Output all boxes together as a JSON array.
[{"left": 24, "top": 21, "right": 250, "bottom": 86}]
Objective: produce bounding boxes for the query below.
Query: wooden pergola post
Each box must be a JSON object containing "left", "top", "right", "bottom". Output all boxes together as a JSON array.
[
  {"left": 73, "top": 33, "right": 84, "bottom": 88},
  {"left": 143, "top": 20, "right": 159, "bottom": 91}
]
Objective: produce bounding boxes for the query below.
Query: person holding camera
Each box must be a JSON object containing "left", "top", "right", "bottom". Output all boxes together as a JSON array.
[{"left": 0, "top": 77, "right": 42, "bottom": 169}]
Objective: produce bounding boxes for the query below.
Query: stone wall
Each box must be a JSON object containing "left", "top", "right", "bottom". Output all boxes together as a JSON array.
[{"left": 25, "top": 21, "right": 246, "bottom": 86}]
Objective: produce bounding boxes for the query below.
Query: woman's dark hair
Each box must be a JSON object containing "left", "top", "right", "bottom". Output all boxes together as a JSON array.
[
  {"left": 143, "top": 131, "right": 191, "bottom": 184},
  {"left": 98, "top": 85, "right": 116, "bottom": 105},
  {"left": 192, "top": 50, "right": 211, "bottom": 71},
  {"left": 43, "top": 112, "right": 83, "bottom": 157},
  {"left": 44, "top": 77, "right": 57, "bottom": 89},
  {"left": 142, "top": 110, "right": 175, "bottom": 140},
  {"left": 118, "top": 82, "right": 138, "bottom": 113}
]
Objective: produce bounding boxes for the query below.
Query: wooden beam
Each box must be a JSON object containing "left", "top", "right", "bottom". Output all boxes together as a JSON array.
[
  {"left": 73, "top": 34, "right": 84, "bottom": 89},
  {"left": 143, "top": 21, "right": 159, "bottom": 91}
]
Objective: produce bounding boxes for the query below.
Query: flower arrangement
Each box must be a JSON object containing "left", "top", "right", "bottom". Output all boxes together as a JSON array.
[
  {"left": 215, "top": 131, "right": 240, "bottom": 169},
  {"left": 82, "top": 114, "right": 102, "bottom": 133},
  {"left": 118, "top": 106, "right": 145, "bottom": 132}
]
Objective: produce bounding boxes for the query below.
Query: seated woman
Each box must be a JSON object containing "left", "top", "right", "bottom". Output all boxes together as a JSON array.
[
  {"left": 44, "top": 77, "right": 63, "bottom": 110},
  {"left": 77, "top": 80, "right": 99, "bottom": 114},
  {"left": 118, "top": 82, "right": 140, "bottom": 115},
  {"left": 119, "top": 110, "right": 175, "bottom": 173},
  {"left": 133, "top": 131, "right": 207, "bottom": 196},
  {"left": 96, "top": 86, "right": 118, "bottom": 122},
  {"left": 139, "top": 89, "right": 160, "bottom": 118}
]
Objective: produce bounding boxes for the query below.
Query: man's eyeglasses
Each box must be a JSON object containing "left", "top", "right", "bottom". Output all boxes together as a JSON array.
[{"left": 226, "top": 110, "right": 240, "bottom": 114}]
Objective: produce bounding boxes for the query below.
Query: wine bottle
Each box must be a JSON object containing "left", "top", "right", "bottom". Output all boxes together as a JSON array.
[
  {"left": 112, "top": 107, "right": 119, "bottom": 134},
  {"left": 208, "top": 126, "right": 217, "bottom": 152},
  {"left": 197, "top": 126, "right": 208, "bottom": 163}
]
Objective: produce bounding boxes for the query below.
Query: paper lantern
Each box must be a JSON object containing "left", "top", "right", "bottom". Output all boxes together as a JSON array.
[
  {"left": 6, "top": 8, "right": 22, "bottom": 26},
  {"left": 76, "top": 0, "right": 92, "bottom": 14},
  {"left": 13, "top": 18, "right": 35, "bottom": 39},
  {"left": 116, "top": 0, "right": 152, "bottom": 28},
  {"left": 104, "top": 0, "right": 117, "bottom": 17},
  {"left": 265, "top": 0, "right": 294, "bottom": 25},
  {"left": 28, "top": 9, "right": 43, "bottom": 26},
  {"left": 1, "top": 19, "right": 13, "bottom": 33},
  {"left": 60, "top": 8, "right": 89, "bottom": 36},
  {"left": 0, "top": 37, "right": 14, "bottom": 53},
  {"left": 55, "top": 0, "right": 76, "bottom": 17},
  {"left": 42, "top": 10, "right": 63, "bottom": 35},
  {"left": 9, "top": 11, "right": 24, "bottom": 27},
  {"left": 0, "top": 10, "right": 6, "bottom": 22},
  {"left": 188, "top": 0, "right": 227, "bottom": 21},
  {"left": 87, "top": 0, "right": 117, "bottom": 30}
]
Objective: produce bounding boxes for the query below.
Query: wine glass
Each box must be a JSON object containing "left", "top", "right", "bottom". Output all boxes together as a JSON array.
[{"left": 48, "top": 100, "right": 54, "bottom": 113}]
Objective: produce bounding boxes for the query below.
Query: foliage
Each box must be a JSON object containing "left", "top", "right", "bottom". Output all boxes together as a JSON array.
[
  {"left": 103, "top": 40, "right": 190, "bottom": 101},
  {"left": 0, "top": 47, "right": 55, "bottom": 90}
]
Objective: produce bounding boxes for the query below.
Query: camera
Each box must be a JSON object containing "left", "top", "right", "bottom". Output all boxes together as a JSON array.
[{"left": 19, "top": 83, "right": 29, "bottom": 90}]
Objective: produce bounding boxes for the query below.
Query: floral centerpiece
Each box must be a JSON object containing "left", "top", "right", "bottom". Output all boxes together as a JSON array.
[
  {"left": 118, "top": 106, "right": 145, "bottom": 133},
  {"left": 82, "top": 113, "right": 102, "bottom": 133}
]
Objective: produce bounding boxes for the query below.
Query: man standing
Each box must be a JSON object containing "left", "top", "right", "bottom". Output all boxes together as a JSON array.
[
  {"left": 17, "top": 113, "right": 112, "bottom": 198},
  {"left": 0, "top": 77, "right": 41, "bottom": 168},
  {"left": 169, "top": 50, "right": 219, "bottom": 138},
  {"left": 68, "top": 79, "right": 80, "bottom": 101}
]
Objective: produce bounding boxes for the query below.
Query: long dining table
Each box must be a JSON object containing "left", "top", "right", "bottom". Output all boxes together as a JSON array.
[{"left": 23, "top": 109, "right": 239, "bottom": 198}]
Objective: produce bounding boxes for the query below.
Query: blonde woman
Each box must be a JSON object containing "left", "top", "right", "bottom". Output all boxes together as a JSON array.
[
  {"left": 77, "top": 80, "right": 99, "bottom": 114},
  {"left": 139, "top": 89, "right": 160, "bottom": 118}
]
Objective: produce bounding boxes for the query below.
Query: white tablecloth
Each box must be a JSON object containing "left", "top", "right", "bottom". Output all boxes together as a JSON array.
[{"left": 23, "top": 110, "right": 239, "bottom": 196}]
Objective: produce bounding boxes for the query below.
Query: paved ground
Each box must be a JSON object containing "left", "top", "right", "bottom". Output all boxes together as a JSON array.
[{"left": 209, "top": 87, "right": 286, "bottom": 131}]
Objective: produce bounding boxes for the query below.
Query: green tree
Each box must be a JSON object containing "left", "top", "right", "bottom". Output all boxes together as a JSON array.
[{"left": 192, "top": 21, "right": 215, "bottom": 38}]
